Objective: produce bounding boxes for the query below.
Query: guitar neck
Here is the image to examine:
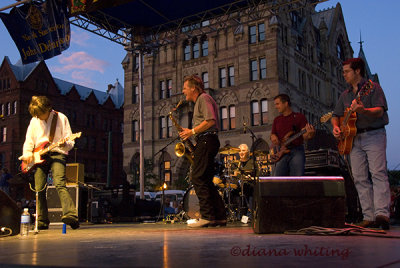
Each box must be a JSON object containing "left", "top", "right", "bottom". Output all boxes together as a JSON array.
[
  {"left": 282, "top": 129, "right": 307, "bottom": 147},
  {"left": 39, "top": 141, "right": 62, "bottom": 156}
]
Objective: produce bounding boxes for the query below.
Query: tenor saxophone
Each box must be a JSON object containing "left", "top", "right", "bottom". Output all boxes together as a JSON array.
[{"left": 169, "top": 100, "right": 195, "bottom": 164}]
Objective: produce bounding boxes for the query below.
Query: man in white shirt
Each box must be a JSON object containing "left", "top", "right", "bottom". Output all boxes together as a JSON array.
[{"left": 19, "top": 96, "right": 79, "bottom": 230}]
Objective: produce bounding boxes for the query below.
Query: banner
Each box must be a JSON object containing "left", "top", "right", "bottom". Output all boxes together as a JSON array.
[
  {"left": 0, "top": 0, "right": 70, "bottom": 64},
  {"left": 69, "top": 0, "right": 131, "bottom": 16}
]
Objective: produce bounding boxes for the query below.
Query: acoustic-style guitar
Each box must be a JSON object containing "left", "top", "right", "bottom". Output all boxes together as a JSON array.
[{"left": 338, "top": 80, "right": 373, "bottom": 155}]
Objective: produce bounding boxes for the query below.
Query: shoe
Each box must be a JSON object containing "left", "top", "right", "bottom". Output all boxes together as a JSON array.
[
  {"left": 375, "top": 215, "right": 390, "bottom": 230},
  {"left": 211, "top": 219, "right": 227, "bottom": 227},
  {"left": 62, "top": 216, "right": 80, "bottom": 230},
  {"left": 355, "top": 220, "right": 375, "bottom": 228},
  {"left": 37, "top": 221, "right": 49, "bottom": 230},
  {"left": 187, "top": 218, "right": 212, "bottom": 228}
]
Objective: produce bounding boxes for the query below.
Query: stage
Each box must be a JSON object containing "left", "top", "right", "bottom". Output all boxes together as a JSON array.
[{"left": 0, "top": 222, "right": 399, "bottom": 267}]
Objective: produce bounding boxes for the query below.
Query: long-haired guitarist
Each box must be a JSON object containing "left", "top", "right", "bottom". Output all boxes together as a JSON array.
[
  {"left": 331, "top": 58, "right": 390, "bottom": 230},
  {"left": 270, "top": 94, "right": 315, "bottom": 176},
  {"left": 19, "top": 96, "right": 79, "bottom": 230}
]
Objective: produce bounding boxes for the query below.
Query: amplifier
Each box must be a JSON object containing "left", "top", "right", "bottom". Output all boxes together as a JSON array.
[
  {"left": 46, "top": 185, "right": 87, "bottom": 223},
  {"left": 253, "top": 176, "right": 345, "bottom": 234},
  {"left": 305, "top": 149, "right": 340, "bottom": 169},
  {"left": 66, "top": 163, "right": 85, "bottom": 185}
]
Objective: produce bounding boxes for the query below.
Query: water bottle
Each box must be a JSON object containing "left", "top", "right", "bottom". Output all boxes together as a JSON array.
[{"left": 20, "top": 208, "right": 30, "bottom": 236}]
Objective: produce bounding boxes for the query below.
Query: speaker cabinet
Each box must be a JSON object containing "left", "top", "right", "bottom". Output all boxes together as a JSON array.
[
  {"left": 0, "top": 190, "right": 20, "bottom": 236},
  {"left": 253, "top": 177, "right": 345, "bottom": 234},
  {"left": 66, "top": 163, "right": 84, "bottom": 185},
  {"left": 46, "top": 185, "right": 87, "bottom": 223}
]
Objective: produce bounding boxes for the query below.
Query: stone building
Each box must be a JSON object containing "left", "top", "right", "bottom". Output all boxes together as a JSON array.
[
  {"left": 0, "top": 57, "right": 124, "bottom": 200},
  {"left": 122, "top": 2, "right": 353, "bottom": 188}
]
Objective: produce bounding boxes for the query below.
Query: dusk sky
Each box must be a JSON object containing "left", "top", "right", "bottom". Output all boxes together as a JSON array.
[{"left": 1, "top": 0, "right": 399, "bottom": 169}]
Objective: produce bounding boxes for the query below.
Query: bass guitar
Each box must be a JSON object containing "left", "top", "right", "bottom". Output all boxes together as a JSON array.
[
  {"left": 269, "top": 112, "right": 332, "bottom": 163},
  {"left": 338, "top": 80, "right": 373, "bottom": 155},
  {"left": 20, "top": 132, "right": 82, "bottom": 174}
]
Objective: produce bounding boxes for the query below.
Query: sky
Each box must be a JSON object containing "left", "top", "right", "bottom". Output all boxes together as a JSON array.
[{"left": 0, "top": 0, "right": 399, "bottom": 169}]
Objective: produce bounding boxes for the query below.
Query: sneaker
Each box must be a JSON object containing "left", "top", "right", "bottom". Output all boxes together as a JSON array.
[
  {"left": 187, "top": 218, "right": 212, "bottom": 228},
  {"left": 62, "top": 216, "right": 80, "bottom": 230},
  {"left": 355, "top": 220, "right": 375, "bottom": 228}
]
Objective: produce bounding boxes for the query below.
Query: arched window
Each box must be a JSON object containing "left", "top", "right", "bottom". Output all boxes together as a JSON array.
[
  {"left": 251, "top": 100, "right": 260, "bottom": 126},
  {"left": 336, "top": 37, "right": 345, "bottom": 61},
  {"left": 132, "top": 120, "right": 139, "bottom": 142}
]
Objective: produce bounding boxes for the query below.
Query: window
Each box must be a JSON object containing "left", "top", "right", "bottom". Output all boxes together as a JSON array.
[
  {"left": 250, "top": 58, "right": 266, "bottom": 81},
  {"left": 249, "top": 25, "right": 257, "bottom": 44},
  {"left": 260, "top": 58, "right": 266, "bottom": 79},
  {"left": 132, "top": 120, "right": 139, "bottom": 142},
  {"left": 251, "top": 101, "right": 260, "bottom": 126},
  {"left": 159, "top": 116, "right": 171, "bottom": 139},
  {"left": 228, "top": 66, "right": 235, "bottom": 86},
  {"left": 192, "top": 39, "right": 200, "bottom": 59},
  {"left": 167, "top": 116, "right": 172, "bottom": 138},
  {"left": 0, "top": 127, "right": 6, "bottom": 142},
  {"left": 1, "top": 104, "right": 3, "bottom": 116},
  {"left": 250, "top": 60, "right": 258, "bottom": 81},
  {"left": 336, "top": 38, "right": 345, "bottom": 61},
  {"left": 219, "top": 68, "right": 226, "bottom": 88},
  {"left": 220, "top": 105, "right": 236, "bottom": 130},
  {"left": 160, "top": 154, "right": 172, "bottom": 186},
  {"left": 201, "top": 36, "right": 208, "bottom": 56},
  {"left": 135, "top": 54, "right": 140, "bottom": 71},
  {"left": 13, "top": 101, "right": 17, "bottom": 114},
  {"left": 261, "top": 99, "right": 268, "bottom": 125},
  {"left": 220, "top": 107, "right": 228, "bottom": 131},
  {"left": 5, "top": 103, "right": 10, "bottom": 116},
  {"left": 159, "top": 80, "right": 166, "bottom": 99},
  {"left": 249, "top": 23, "right": 265, "bottom": 44},
  {"left": 202, "top": 72, "right": 209, "bottom": 88},
  {"left": 258, "top": 23, "right": 265, "bottom": 42},
  {"left": 183, "top": 41, "right": 191, "bottom": 61},
  {"left": 229, "top": 105, "right": 236, "bottom": 129},
  {"left": 132, "top": 85, "right": 139, "bottom": 104},
  {"left": 167, "top": 79, "right": 172, "bottom": 98}
]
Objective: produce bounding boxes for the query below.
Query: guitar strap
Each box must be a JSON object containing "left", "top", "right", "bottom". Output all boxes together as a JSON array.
[{"left": 49, "top": 111, "right": 58, "bottom": 143}]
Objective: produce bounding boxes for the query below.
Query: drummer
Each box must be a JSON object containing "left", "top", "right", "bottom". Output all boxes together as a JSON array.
[{"left": 232, "top": 144, "right": 258, "bottom": 178}]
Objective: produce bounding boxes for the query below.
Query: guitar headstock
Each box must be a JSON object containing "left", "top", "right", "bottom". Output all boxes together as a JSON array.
[
  {"left": 68, "top": 132, "right": 82, "bottom": 140},
  {"left": 320, "top": 112, "right": 333, "bottom": 123}
]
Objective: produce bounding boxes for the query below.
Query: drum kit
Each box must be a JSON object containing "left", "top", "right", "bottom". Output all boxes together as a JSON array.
[{"left": 182, "top": 145, "right": 271, "bottom": 223}]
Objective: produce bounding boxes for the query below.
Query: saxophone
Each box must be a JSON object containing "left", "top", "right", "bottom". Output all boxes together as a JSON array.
[{"left": 169, "top": 100, "right": 195, "bottom": 164}]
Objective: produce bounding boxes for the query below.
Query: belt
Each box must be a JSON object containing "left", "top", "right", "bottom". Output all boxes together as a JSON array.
[
  {"left": 195, "top": 131, "right": 218, "bottom": 140},
  {"left": 357, "top": 127, "right": 384, "bottom": 133}
]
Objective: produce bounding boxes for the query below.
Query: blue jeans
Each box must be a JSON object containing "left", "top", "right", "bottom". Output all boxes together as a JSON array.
[
  {"left": 350, "top": 128, "right": 390, "bottom": 221},
  {"left": 35, "top": 153, "right": 78, "bottom": 223},
  {"left": 273, "top": 145, "right": 305, "bottom": 176}
]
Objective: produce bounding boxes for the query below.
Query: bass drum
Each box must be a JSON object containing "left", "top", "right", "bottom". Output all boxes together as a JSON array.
[{"left": 183, "top": 186, "right": 201, "bottom": 219}]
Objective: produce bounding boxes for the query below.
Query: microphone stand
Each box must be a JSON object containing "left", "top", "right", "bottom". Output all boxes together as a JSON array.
[{"left": 153, "top": 136, "right": 179, "bottom": 158}]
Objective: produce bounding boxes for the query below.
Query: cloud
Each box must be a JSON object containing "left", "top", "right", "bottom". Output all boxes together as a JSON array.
[
  {"left": 51, "top": 51, "right": 108, "bottom": 74},
  {"left": 71, "top": 30, "right": 90, "bottom": 47},
  {"left": 71, "top": 70, "right": 96, "bottom": 88}
]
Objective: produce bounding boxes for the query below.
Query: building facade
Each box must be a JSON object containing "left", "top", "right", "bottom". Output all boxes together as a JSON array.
[
  {"left": 0, "top": 57, "right": 124, "bottom": 200},
  {"left": 122, "top": 2, "right": 354, "bottom": 189}
]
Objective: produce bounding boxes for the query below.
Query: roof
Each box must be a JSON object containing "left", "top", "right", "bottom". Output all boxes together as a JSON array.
[
  {"left": 312, "top": 6, "right": 336, "bottom": 34},
  {"left": 6, "top": 57, "right": 40, "bottom": 81},
  {"left": 4, "top": 57, "right": 123, "bottom": 108}
]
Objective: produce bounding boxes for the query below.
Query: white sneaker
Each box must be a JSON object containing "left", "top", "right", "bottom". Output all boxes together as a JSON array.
[{"left": 187, "top": 218, "right": 212, "bottom": 228}]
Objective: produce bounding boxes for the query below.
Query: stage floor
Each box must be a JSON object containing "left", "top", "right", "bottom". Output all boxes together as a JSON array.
[{"left": 1, "top": 222, "right": 399, "bottom": 268}]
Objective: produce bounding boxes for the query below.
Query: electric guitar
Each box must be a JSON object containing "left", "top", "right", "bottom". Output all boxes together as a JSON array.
[
  {"left": 20, "top": 132, "right": 82, "bottom": 174},
  {"left": 269, "top": 112, "right": 332, "bottom": 163},
  {"left": 337, "top": 80, "right": 373, "bottom": 155}
]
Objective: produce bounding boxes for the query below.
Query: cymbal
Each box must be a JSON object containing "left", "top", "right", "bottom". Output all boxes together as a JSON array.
[{"left": 219, "top": 146, "right": 240, "bottom": 155}]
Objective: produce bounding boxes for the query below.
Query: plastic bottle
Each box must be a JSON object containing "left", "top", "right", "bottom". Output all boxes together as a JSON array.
[{"left": 20, "top": 208, "right": 30, "bottom": 236}]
